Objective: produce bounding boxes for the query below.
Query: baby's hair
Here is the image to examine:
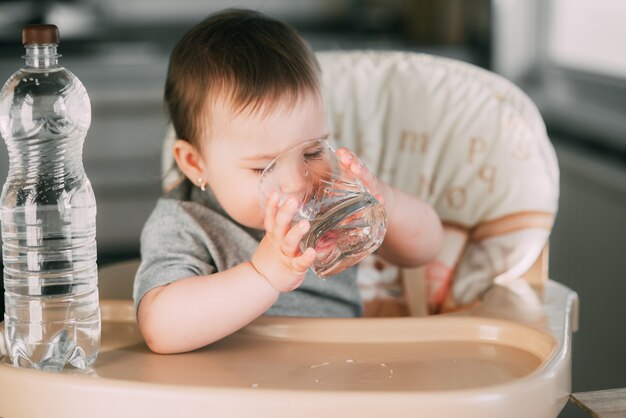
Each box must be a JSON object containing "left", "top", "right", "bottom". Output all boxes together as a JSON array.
[{"left": 164, "top": 8, "right": 321, "bottom": 148}]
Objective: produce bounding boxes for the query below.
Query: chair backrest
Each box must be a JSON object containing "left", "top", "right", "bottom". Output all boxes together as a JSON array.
[
  {"left": 161, "top": 51, "right": 559, "bottom": 316},
  {"left": 315, "top": 51, "right": 558, "bottom": 315}
]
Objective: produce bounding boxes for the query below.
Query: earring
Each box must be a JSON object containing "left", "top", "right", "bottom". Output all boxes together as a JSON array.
[{"left": 197, "top": 176, "right": 207, "bottom": 191}]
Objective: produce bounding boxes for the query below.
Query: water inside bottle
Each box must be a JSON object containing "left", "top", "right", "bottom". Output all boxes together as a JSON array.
[
  {"left": 299, "top": 178, "right": 386, "bottom": 278},
  {"left": 3, "top": 290, "right": 100, "bottom": 370},
  {"left": 2, "top": 201, "right": 100, "bottom": 370}
]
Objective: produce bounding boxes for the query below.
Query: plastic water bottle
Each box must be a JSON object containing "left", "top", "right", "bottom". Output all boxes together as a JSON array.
[{"left": 0, "top": 24, "right": 100, "bottom": 370}]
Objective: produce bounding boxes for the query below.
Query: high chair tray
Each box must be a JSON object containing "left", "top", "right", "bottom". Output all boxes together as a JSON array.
[{"left": 0, "top": 281, "right": 577, "bottom": 418}]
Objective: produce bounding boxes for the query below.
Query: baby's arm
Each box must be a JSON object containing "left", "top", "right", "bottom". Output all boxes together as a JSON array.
[
  {"left": 137, "top": 194, "right": 316, "bottom": 354},
  {"left": 336, "top": 148, "right": 443, "bottom": 267},
  {"left": 138, "top": 263, "right": 278, "bottom": 354},
  {"left": 374, "top": 183, "right": 443, "bottom": 266}
]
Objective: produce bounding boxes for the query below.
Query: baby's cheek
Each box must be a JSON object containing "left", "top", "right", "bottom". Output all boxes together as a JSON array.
[
  {"left": 241, "top": 201, "right": 266, "bottom": 230},
  {"left": 249, "top": 206, "right": 266, "bottom": 230}
]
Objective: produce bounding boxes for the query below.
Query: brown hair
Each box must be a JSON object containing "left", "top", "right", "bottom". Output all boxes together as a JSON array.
[{"left": 164, "top": 9, "right": 321, "bottom": 147}]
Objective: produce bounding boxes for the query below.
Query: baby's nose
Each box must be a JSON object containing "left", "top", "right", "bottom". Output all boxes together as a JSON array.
[
  {"left": 278, "top": 163, "right": 310, "bottom": 202},
  {"left": 279, "top": 170, "right": 309, "bottom": 196}
]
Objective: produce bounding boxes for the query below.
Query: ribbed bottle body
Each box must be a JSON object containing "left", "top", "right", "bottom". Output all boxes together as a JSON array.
[{"left": 0, "top": 56, "right": 100, "bottom": 370}]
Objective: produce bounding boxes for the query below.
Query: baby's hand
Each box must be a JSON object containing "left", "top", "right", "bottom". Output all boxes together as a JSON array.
[
  {"left": 251, "top": 193, "right": 317, "bottom": 292},
  {"left": 336, "top": 148, "right": 393, "bottom": 212}
]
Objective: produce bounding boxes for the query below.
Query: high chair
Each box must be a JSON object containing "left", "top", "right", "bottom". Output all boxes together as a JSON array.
[{"left": 0, "top": 51, "right": 578, "bottom": 418}]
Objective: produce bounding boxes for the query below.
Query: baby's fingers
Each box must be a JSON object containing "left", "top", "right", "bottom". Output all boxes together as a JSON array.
[
  {"left": 281, "top": 220, "right": 309, "bottom": 256},
  {"left": 336, "top": 148, "right": 357, "bottom": 175},
  {"left": 263, "top": 192, "right": 279, "bottom": 233},
  {"left": 350, "top": 163, "right": 384, "bottom": 202},
  {"left": 291, "top": 247, "right": 317, "bottom": 273},
  {"left": 273, "top": 196, "right": 298, "bottom": 239},
  {"left": 336, "top": 148, "right": 386, "bottom": 203},
  {"left": 337, "top": 148, "right": 371, "bottom": 182}
]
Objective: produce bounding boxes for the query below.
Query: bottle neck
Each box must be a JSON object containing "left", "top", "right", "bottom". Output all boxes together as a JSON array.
[{"left": 23, "top": 44, "right": 60, "bottom": 69}]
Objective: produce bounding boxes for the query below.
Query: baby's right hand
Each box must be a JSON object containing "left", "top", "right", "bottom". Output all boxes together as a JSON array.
[{"left": 251, "top": 193, "right": 317, "bottom": 292}]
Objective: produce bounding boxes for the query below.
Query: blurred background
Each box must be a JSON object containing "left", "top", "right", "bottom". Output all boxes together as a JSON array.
[{"left": 0, "top": 1, "right": 624, "bottom": 416}]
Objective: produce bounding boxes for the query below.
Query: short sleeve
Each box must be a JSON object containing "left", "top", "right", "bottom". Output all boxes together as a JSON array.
[{"left": 133, "top": 199, "right": 216, "bottom": 313}]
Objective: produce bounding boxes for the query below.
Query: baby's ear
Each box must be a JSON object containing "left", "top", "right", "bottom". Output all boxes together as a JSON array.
[{"left": 172, "top": 139, "right": 205, "bottom": 186}]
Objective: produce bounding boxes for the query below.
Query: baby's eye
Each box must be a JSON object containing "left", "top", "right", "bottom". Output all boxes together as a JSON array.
[
  {"left": 251, "top": 164, "right": 275, "bottom": 175},
  {"left": 303, "top": 150, "right": 323, "bottom": 161}
]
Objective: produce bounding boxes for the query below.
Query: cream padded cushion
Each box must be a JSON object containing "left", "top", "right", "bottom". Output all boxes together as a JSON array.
[{"left": 317, "top": 51, "right": 558, "bottom": 310}]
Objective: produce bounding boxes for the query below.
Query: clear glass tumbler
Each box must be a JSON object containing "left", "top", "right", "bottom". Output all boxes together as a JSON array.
[{"left": 258, "top": 139, "right": 387, "bottom": 278}]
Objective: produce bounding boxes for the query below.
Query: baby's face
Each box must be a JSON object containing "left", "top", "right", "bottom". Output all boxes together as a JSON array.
[{"left": 200, "top": 92, "right": 329, "bottom": 230}]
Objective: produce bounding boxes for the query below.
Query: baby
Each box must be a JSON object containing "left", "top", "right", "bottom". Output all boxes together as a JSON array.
[{"left": 134, "top": 9, "right": 443, "bottom": 354}]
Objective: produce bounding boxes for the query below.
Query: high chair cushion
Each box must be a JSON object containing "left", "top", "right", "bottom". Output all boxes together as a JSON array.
[
  {"left": 162, "top": 51, "right": 559, "bottom": 316},
  {"left": 317, "top": 51, "right": 558, "bottom": 314}
]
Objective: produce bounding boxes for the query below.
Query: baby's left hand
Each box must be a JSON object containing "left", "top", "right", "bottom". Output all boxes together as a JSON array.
[{"left": 336, "top": 148, "right": 393, "bottom": 213}]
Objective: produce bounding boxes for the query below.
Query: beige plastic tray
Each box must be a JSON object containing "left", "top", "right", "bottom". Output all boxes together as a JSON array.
[
  {"left": 97, "top": 300, "right": 555, "bottom": 391},
  {"left": 0, "top": 281, "right": 577, "bottom": 418}
]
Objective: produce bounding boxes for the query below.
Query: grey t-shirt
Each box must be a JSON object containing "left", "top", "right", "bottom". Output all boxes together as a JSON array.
[{"left": 133, "top": 183, "right": 362, "bottom": 318}]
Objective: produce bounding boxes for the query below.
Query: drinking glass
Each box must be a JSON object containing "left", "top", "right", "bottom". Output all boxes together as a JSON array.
[{"left": 258, "top": 139, "right": 387, "bottom": 278}]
